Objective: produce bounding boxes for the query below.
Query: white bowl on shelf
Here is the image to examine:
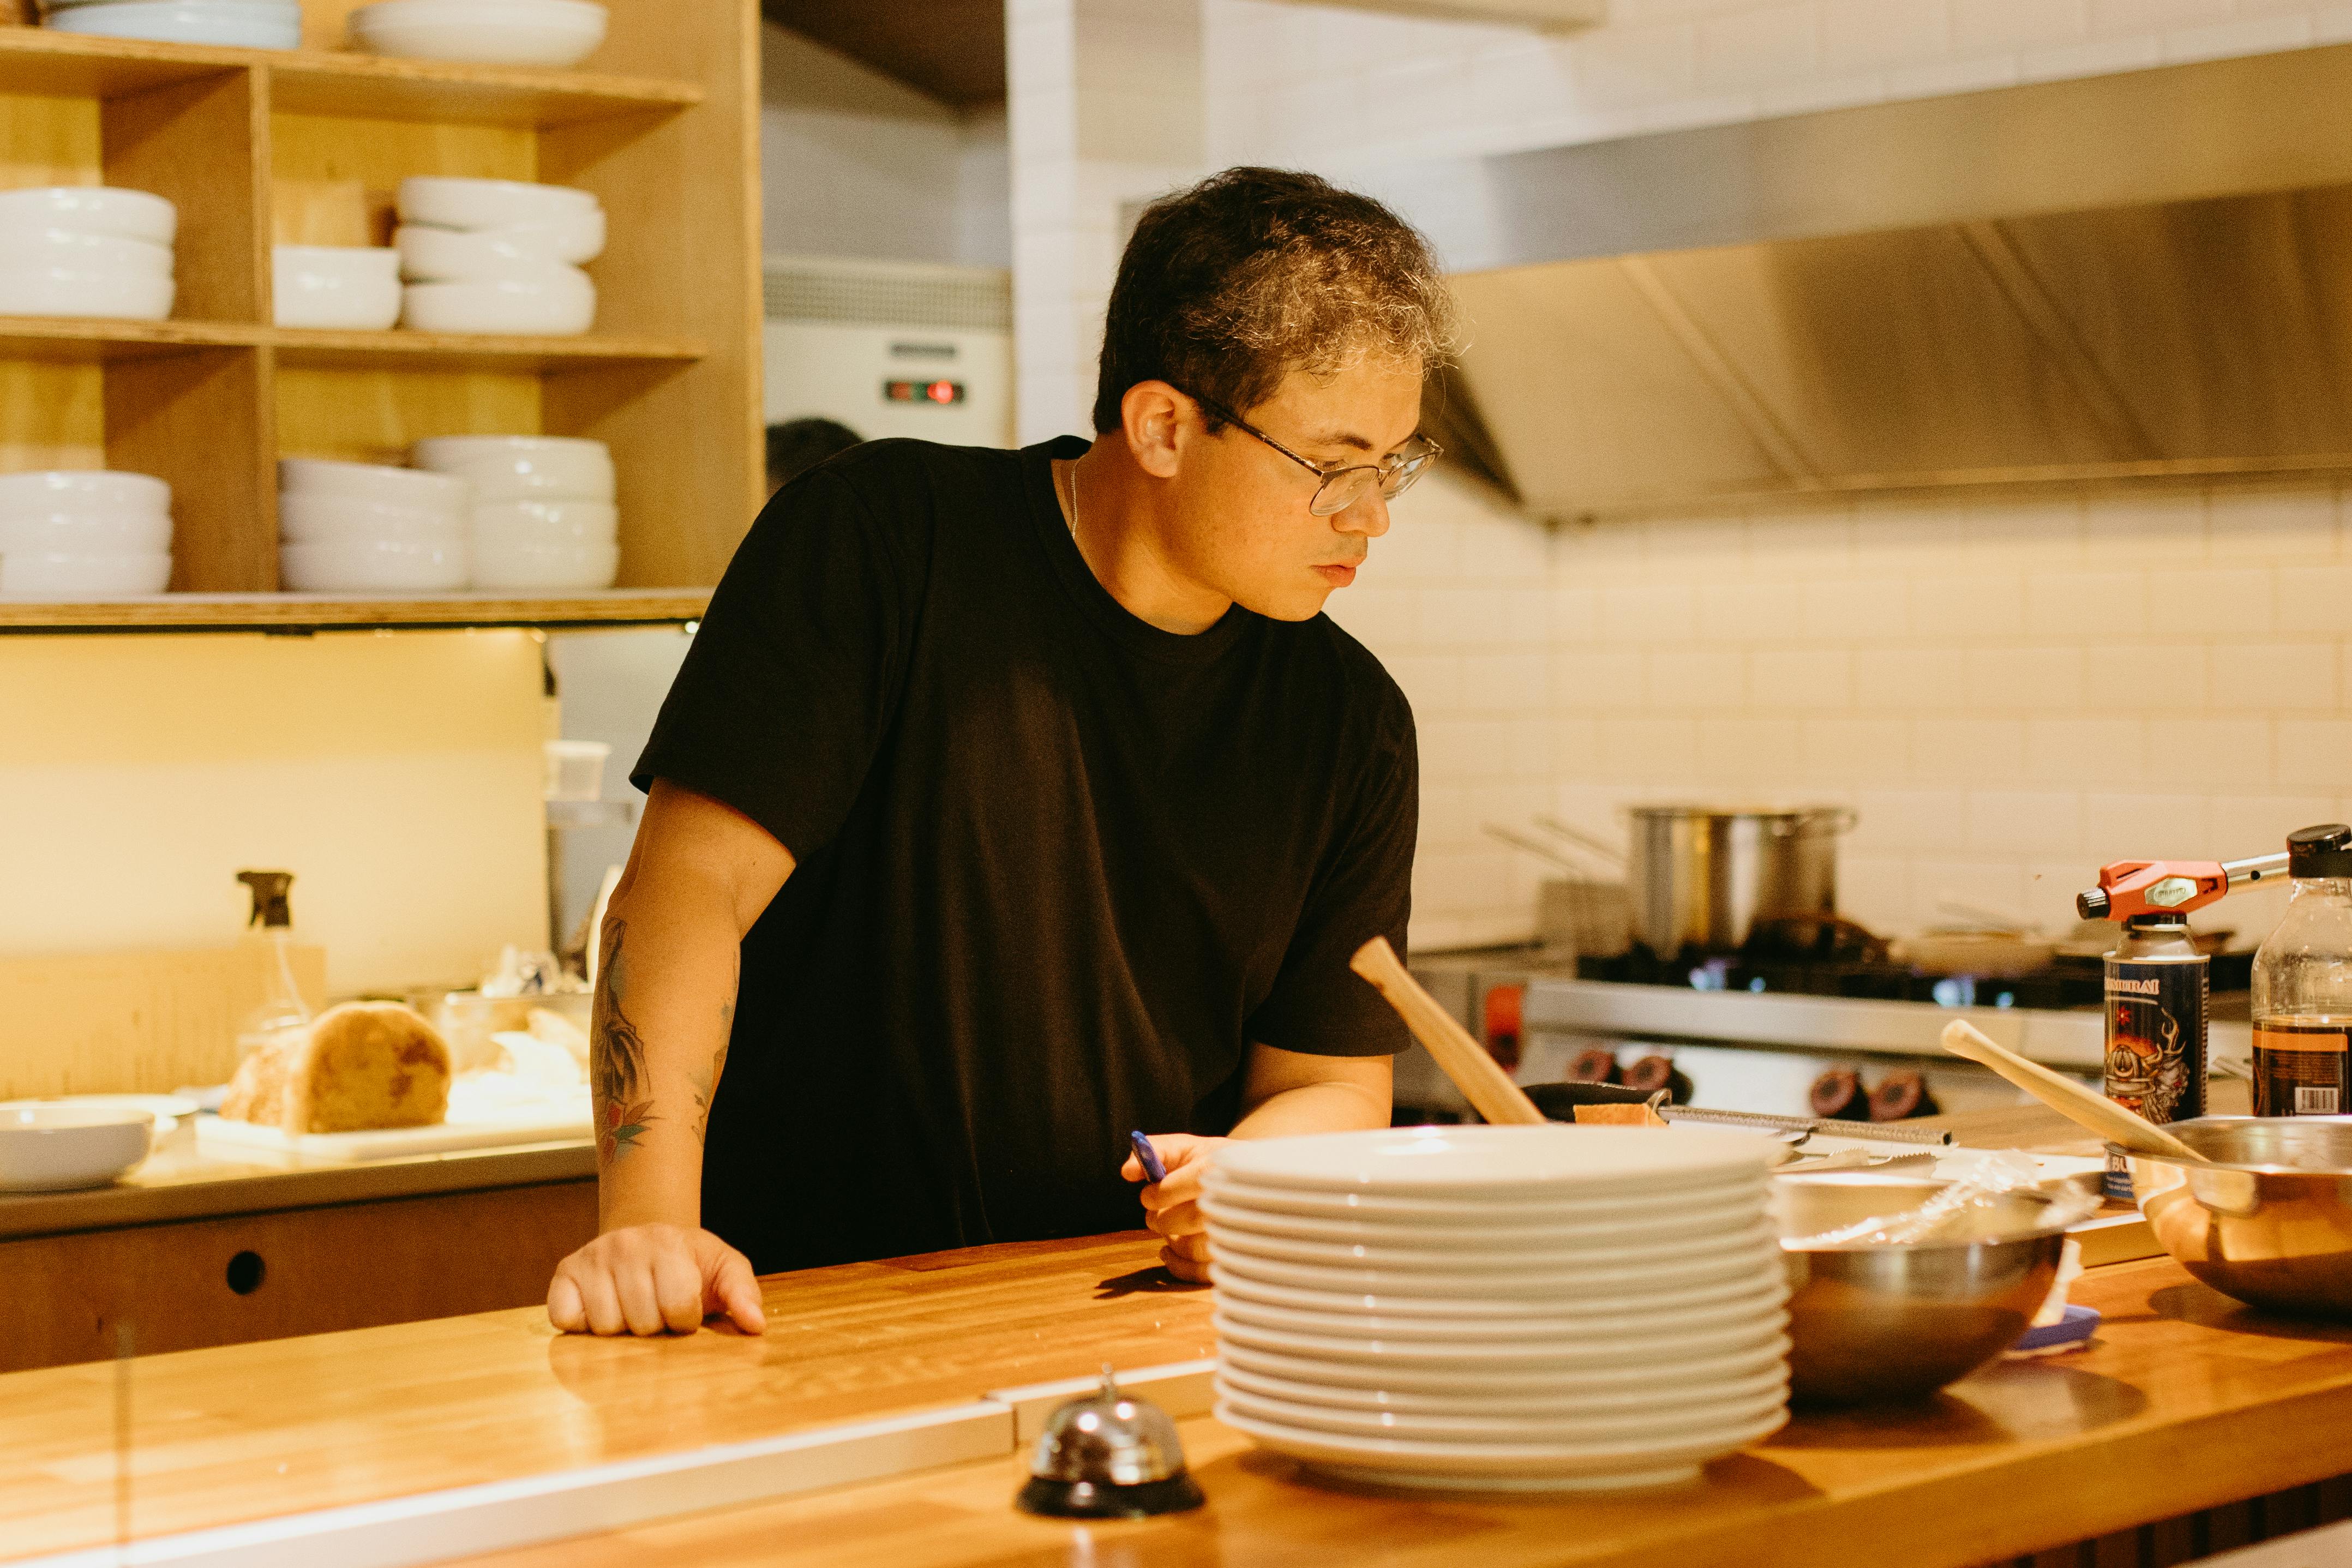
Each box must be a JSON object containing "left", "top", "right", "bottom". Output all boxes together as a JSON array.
[
  {"left": 0, "top": 551, "right": 173, "bottom": 597},
  {"left": 0, "top": 469, "right": 170, "bottom": 518},
  {"left": 349, "top": 0, "right": 607, "bottom": 67},
  {"left": 45, "top": 0, "right": 303, "bottom": 50},
  {"left": 395, "top": 176, "right": 600, "bottom": 232},
  {"left": 395, "top": 224, "right": 593, "bottom": 281},
  {"left": 0, "top": 187, "right": 177, "bottom": 246},
  {"left": 0, "top": 512, "right": 175, "bottom": 554},
  {"left": 0, "top": 227, "right": 173, "bottom": 277},
  {"left": 470, "top": 539, "right": 617, "bottom": 590},
  {"left": 0, "top": 1105, "right": 154, "bottom": 1192},
  {"left": 281, "top": 537, "right": 469, "bottom": 593},
  {"left": 472, "top": 498, "right": 616, "bottom": 546},
  {"left": 278, "top": 492, "right": 467, "bottom": 544},
  {"left": 412, "top": 435, "right": 613, "bottom": 500},
  {"left": 0, "top": 266, "right": 175, "bottom": 322},
  {"left": 272, "top": 245, "right": 404, "bottom": 330},
  {"left": 401, "top": 274, "right": 595, "bottom": 336},
  {"left": 277, "top": 458, "right": 472, "bottom": 515}
]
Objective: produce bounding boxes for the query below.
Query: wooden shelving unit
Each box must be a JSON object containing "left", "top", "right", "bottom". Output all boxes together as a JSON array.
[{"left": 0, "top": 0, "right": 761, "bottom": 632}]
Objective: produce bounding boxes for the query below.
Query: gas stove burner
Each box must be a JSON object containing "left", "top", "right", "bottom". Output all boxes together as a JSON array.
[{"left": 1578, "top": 945, "right": 2251, "bottom": 1007}]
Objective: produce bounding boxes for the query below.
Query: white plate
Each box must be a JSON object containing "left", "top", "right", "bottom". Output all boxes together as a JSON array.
[
  {"left": 1217, "top": 1401, "right": 1788, "bottom": 1491},
  {"left": 411, "top": 434, "right": 613, "bottom": 499},
  {"left": 469, "top": 539, "right": 616, "bottom": 590},
  {"left": 1214, "top": 1311, "right": 1787, "bottom": 1368},
  {"left": 1201, "top": 1182, "right": 1766, "bottom": 1240},
  {"left": 0, "top": 512, "right": 173, "bottom": 554},
  {"left": 0, "top": 265, "right": 173, "bottom": 322},
  {"left": 1216, "top": 1357, "right": 1791, "bottom": 1418},
  {"left": 0, "top": 469, "right": 169, "bottom": 518},
  {"left": 1204, "top": 1241, "right": 1777, "bottom": 1299},
  {"left": 1201, "top": 1193, "right": 1767, "bottom": 1255},
  {"left": 47, "top": 1, "right": 302, "bottom": 49},
  {"left": 0, "top": 551, "right": 171, "bottom": 596},
  {"left": 280, "top": 537, "right": 467, "bottom": 592},
  {"left": 1217, "top": 1381, "right": 1787, "bottom": 1447},
  {"left": 1213, "top": 1281, "right": 1787, "bottom": 1344},
  {"left": 1204, "top": 1215, "right": 1779, "bottom": 1274},
  {"left": 1217, "top": 1336, "right": 1791, "bottom": 1398},
  {"left": 0, "top": 227, "right": 172, "bottom": 277},
  {"left": 0, "top": 1094, "right": 197, "bottom": 1137},
  {"left": 351, "top": 0, "right": 606, "bottom": 68},
  {"left": 277, "top": 458, "right": 471, "bottom": 514},
  {"left": 1212, "top": 1125, "right": 1775, "bottom": 1197},
  {"left": 401, "top": 275, "right": 593, "bottom": 336},
  {"left": 395, "top": 177, "right": 599, "bottom": 231},
  {"left": 1211, "top": 1264, "right": 1781, "bottom": 1320},
  {"left": 1202, "top": 1167, "right": 1766, "bottom": 1222},
  {"left": 0, "top": 187, "right": 176, "bottom": 246},
  {"left": 279, "top": 492, "right": 465, "bottom": 545}
]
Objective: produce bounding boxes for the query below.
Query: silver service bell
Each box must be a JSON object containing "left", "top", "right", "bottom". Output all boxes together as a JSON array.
[{"left": 1013, "top": 1366, "right": 1206, "bottom": 1518}]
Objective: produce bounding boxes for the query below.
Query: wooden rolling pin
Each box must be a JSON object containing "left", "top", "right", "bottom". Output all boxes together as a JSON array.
[
  {"left": 1941, "top": 1019, "right": 2207, "bottom": 1162},
  {"left": 1349, "top": 937, "right": 1547, "bottom": 1126}
]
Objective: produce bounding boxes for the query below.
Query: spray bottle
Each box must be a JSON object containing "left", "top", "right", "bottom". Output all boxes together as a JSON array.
[{"left": 235, "top": 870, "right": 311, "bottom": 1061}]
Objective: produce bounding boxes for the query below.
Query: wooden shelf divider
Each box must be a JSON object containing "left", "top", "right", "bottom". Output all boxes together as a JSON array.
[{"left": 0, "top": 589, "right": 712, "bottom": 633}]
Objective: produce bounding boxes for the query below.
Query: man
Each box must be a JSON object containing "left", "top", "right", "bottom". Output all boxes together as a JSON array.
[{"left": 547, "top": 167, "right": 1453, "bottom": 1338}]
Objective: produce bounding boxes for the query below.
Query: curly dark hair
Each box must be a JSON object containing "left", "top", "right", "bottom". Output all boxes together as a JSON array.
[{"left": 1091, "top": 167, "right": 1456, "bottom": 435}]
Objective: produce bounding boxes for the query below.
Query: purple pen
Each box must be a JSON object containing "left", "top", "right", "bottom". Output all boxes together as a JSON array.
[{"left": 1129, "top": 1130, "right": 1167, "bottom": 1183}]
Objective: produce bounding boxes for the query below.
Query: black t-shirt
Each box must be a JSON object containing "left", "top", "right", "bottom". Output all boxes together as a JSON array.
[{"left": 634, "top": 436, "right": 1418, "bottom": 1273}]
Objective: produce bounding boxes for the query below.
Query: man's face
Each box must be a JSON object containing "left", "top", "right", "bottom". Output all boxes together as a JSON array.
[{"left": 1166, "top": 356, "right": 1425, "bottom": 622}]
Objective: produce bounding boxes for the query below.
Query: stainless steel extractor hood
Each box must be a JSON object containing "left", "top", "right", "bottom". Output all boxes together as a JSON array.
[{"left": 1378, "top": 44, "right": 2352, "bottom": 520}]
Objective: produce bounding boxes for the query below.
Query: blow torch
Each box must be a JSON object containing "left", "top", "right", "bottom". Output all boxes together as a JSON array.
[{"left": 2076, "top": 850, "right": 2291, "bottom": 922}]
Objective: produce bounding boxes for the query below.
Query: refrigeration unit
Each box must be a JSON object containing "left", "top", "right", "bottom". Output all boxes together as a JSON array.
[{"left": 761, "top": 254, "right": 1013, "bottom": 449}]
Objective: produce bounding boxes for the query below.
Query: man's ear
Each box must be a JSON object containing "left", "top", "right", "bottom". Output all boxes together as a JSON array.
[{"left": 1119, "top": 380, "right": 1189, "bottom": 479}]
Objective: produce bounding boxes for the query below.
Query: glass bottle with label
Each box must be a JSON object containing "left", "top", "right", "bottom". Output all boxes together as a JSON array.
[{"left": 2252, "top": 825, "right": 2352, "bottom": 1117}]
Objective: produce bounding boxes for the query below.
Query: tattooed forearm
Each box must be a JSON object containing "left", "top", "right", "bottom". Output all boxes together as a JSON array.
[
  {"left": 691, "top": 964, "right": 738, "bottom": 1148},
  {"left": 591, "top": 918, "right": 656, "bottom": 1167}
]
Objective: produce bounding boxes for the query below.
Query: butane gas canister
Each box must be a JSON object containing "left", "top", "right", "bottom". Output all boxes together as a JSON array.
[{"left": 2103, "top": 912, "right": 2207, "bottom": 1201}]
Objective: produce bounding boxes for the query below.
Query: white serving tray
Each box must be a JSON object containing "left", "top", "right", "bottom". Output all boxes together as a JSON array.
[{"left": 195, "top": 1109, "right": 589, "bottom": 1162}]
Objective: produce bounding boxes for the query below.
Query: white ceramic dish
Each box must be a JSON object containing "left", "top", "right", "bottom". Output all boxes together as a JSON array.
[
  {"left": 272, "top": 247, "right": 403, "bottom": 330},
  {"left": 278, "top": 492, "right": 466, "bottom": 544},
  {"left": 469, "top": 539, "right": 616, "bottom": 590},
  {"left": 395, "top": 176, "right": 600, "bottom": 231},
  {"left": 471, "top": 498, "right": 616, "bottom": 545},
  {"left": 1203, "top": 1213, "right": 1780, "bottom": 1273},
  {"left": 0, "top": 512, "right": 173, "bottom": 553},
  {"left": 396, "top": 224, "right": 591, "bottom": 282},
  {"left": 443, "top": 211, "right": 603, "bottom": 266},
  {"left": 1199, "top": 1169, "right": 1766, "bottom": 1224},
  {"left": 0, "top": 227, "right": 172, "bottom": 277},
  {"left": 401, "top": 274, "right": 593, "bottom": 336},
  {"left": 411, "top": 434, "right": 613, "bottom": 499},
  {"left": 1198, "top": 1192, "right": 1766, "bottom": 1249},
  {"left": 0, "top": 265, "right": 174, "bottom": 321},
  {"left": 1216, "top": 1381, "right": 1788, "bottom": 1447},
  {"left": 1213, "top": 1311, "right": 1787, "bottom": 1368},
  {"left": 1213, "top": 1124, "right": 1777, "bottom": 1197},
  {"left": 1216, "top": 1401, "right": 1787, "bottom": 1491},
  {"left": 277, "top": 458, "right": 471, "bottom": 514},
  {"left": 0, "top": 551, "right": 172, "bottom": 596},
  {"left": 0, "top": 469, "right": 170, "bottom": 517},
  {"left": 1215, "top": 1357, "right": 1792, "bottom": 1418},
  {"left": 1210, "top": 1264, "right": 1781, "bottom": 1321},
  {"left": 1207, "top": 1241, "right": 1778, "bottom": 1300},
  {"left": 281, "top": 537, "right": 468, "bottom": 592},
  {"left": 350, "top": 0, "right": 606, "bottom": 67},
  {"left": 0, "top": 1094, "right": 199, "bottom": 1137},
  {"left": 47, "top": 1, "right": 303, "bottom": 49},
  {"left": 0, "top": 187, "right": 176, "bottom": 245},
  {"left": 1216, "top": 1335, "right": 1793, "bottom": 1396},
  {"left": 0, "top": 1105, "right": 154, "bottom": 1192},
  {"left": 1215, "top": 1285, "right": 1787, "bottom": 1346}
]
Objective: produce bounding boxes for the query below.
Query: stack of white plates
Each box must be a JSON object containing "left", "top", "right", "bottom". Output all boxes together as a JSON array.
[
  {"left": 349, "top": 0, "right": 605, "bottom": 67},
  {"left": 278, "top": 458, "right": 470, "bottom": 592},
  {"left": 395, "top": 178, "right": 601, "bottom": 337},
  {"left": 273, "top": 245, "right": 400, "bottom": 330},
  {"left": 1202, "top": 1125, "right": 1790, "bottom": 1492},
  {"left": 0, "top": 187, "right": 175, "bottom": 322},
  {"left": 41, "top": 0, "right": 302, "bottom": 49},
  {"left": 0, "top": 470, "right": 173, "bottom": 598},
  {"left": 412, "top": 435, "right": 616, "bottom": 589}
]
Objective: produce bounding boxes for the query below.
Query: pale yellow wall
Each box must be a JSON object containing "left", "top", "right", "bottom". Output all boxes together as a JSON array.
[{"left": 0, "top": 630, "right": 548, "bottom": 996}]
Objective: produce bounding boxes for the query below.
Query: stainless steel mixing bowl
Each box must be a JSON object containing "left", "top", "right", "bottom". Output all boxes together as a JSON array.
[
  {"left": 1778, "top": 1174, "right": 2071, "bottom": 1405},
  {"left": 2126, "top": 1116, "right": 2352, "bottom": 1318}
]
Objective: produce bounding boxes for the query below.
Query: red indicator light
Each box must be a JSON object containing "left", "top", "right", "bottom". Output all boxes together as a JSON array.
[{"left": 927, "top": 381, "right": 956, "bottom": 403}]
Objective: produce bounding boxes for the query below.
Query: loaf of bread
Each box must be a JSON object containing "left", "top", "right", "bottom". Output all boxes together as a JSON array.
[{"left": 221, "top": 1001, "right": 452, "bottom": 1134}]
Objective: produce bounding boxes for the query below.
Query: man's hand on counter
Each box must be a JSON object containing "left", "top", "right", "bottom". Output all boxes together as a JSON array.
[
  {"left": 1123, "top": 1133, "right": 1226, "bottom": 1283},
  {"left": 546, "top": 1223, "right": 767, "bottom": 1337}
]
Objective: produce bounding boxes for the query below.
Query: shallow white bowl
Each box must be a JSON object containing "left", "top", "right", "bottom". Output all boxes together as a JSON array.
[
  {"left": 0, "top": 551, "right": 172, "bottom": 597},
  {"left": 1217, "top": 1336, "right": 1792, "bottom": 1397},
  {"left": 1214, "top": 1283, "right": 1787, "bottom": 1345},
  {"left": 0, "top": 1094, "right": 199, "bottom": 1138},
  {"left": 47, "top": 1, "right": 302, "bottom": 49},
  {"left": 351, "top": 0, "right": 606, "bottom": 67},
  {"left": 1217, "top": 1382, "right": 1788, "bottom": 1447},
  {"left": 272, "top": 248, "right": 404, "bottom": 330},
  {"left": 0, "top": 226, "right": 173, "bottom": 278},
  {"left": 273, "top": 244, "right": 399, "bottom": 284},
  {"left": 277, "top": 458, "right": 471, "bottom": 514},
  {"left": 1201, "top": 1169, "right": 1765, "bottom": 1224},
  {"left": 0, "top": 512, "right": 173, "bottom": 554},
  {"left": 0, "top": 469, "right": 170, "bottom": 518},
  {"left": 281, "top": 537, "right": 468, "bottom": 592},
  {"left": 401, "top": 274, "right": 594, "bottom": 336},
  {"left": 1211, "top": 1265, "right": 1787, "bottom": 1322},
  {"left": 412, "top": 435, "right": 613, "bottom": 500},
  {"left": 0, "top": 1106, "right": 154, "bottom": 1192},
  {"left": 1199, "top": 1190, "right": 1766, "bottom": 1249},
  {"left": 1214, "top": 1125, "right": 1777, "bottom": 1197},
  {"left": 472, "top": 498, "right": 616, "bottom": 546},
  {"left": 279, "top": 492, "right": 467, "bottom": 545},
  {"left": 395, "top": 176, "right": 600, "bottom": 232},
  {"left": 470, "top": 539, "right": 616, "bottom": 590},
  {"left": 396, "top": 223, "right": 590, "bottom": 281},
  {"left": 1204, "top": 1213, "right": 1780, "bottom": 1273},
  {"left": 0, "top": 266, "right": 174, "bottom": 322},
  {"left": 0, "top": 187, "right": 176, "bottom": 246},
  {"left": 1216, "top": 1356, "right": 1792, "bottom": 1417},
  {"left": 1213, "top": 1311, "right": 1787, "bottom": 1369},
  {"left": 1205, "top": 1240, "right": 1777, "bottom": 1299}
]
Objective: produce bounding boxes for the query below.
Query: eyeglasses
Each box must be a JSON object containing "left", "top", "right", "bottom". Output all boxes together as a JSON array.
[{"left": 1186, "top": 392, "right": 1442, "bottom": 518}]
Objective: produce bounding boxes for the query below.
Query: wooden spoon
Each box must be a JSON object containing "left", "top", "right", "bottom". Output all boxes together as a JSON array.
[
  {"left": 1940, "top": 1019, "right": 2207, "bottom": 1162},
  {"left": 1349, "top": 937, "right": 1547, "bottom": 1126}
]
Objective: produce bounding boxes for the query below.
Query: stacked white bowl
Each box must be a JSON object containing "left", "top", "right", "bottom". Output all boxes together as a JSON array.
[
  {"left": 349, "top": 0, "right": 605, "bottom": 66},
  {"left": 279, "top": 459, "right": 470, "bottom": 593},
  {"left": 0, "top": 187, "right": 175, "bottom": 322},
  {"left": 40, "top": 0, "right": 302, "bottom": 48},
  {"left": 1201, "top": 1125, "right": 1790, "bottom": 1493},
  {"left": 273, "top": 245, "right": 401, "bottom": 331},
  {"left": 395, "top": 178, "right": 601, "bottom": 337},
  {"left": 0, "top": 471, "right": 173, "bottom": 598},
  {"left": 411, "top": 436, "right": 616, "bottom": 590}
]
